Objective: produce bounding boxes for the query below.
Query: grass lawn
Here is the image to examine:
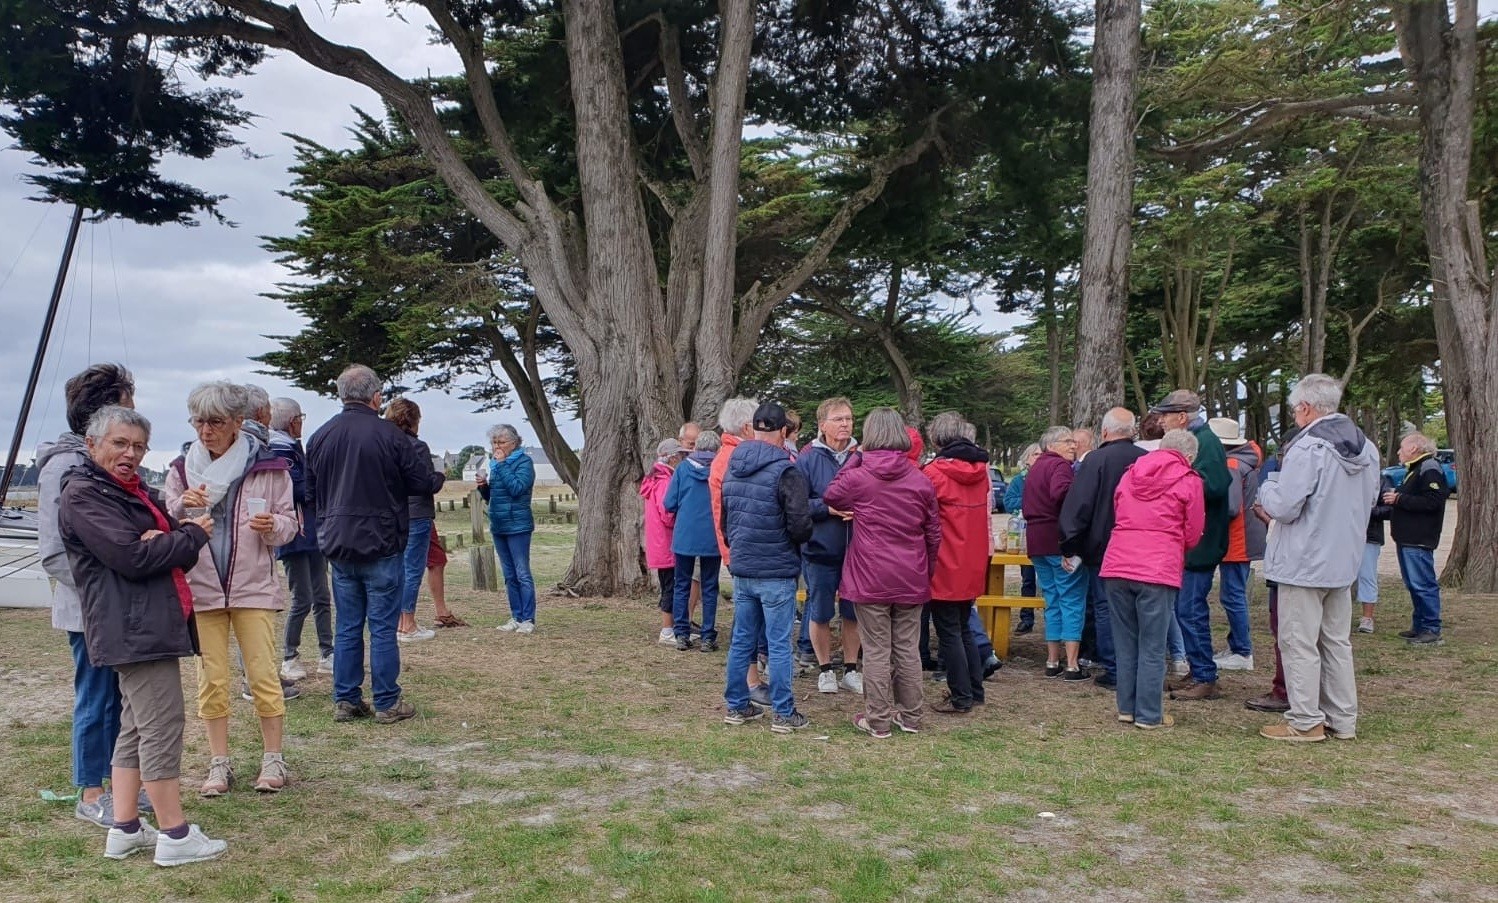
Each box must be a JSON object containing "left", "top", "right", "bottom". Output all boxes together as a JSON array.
[{"left": 2, "top": 502, "right": 1496, "bottom": 902}]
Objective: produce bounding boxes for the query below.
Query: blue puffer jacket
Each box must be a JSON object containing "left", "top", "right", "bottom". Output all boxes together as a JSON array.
[
  {"left": 722, "top": 440, "right": 812, "bottom": 579},
  {"left": 269, "top": 429, "right": 320, "bottom": 558},
  {"left": 796, "top": 439, "right": 854, "bottom": 564},
  {"left": 664, "top": 450, "right": 719, "bottom": 557},
  {"left": 480, "top": 448, "right": 536, "bottom": 536}
]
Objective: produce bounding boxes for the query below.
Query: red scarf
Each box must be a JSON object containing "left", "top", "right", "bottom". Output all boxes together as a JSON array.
[{"left": 113, "top": 472, "right": 195, "bottom": 620}]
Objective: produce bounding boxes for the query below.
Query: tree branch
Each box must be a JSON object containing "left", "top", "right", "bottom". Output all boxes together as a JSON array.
[
  {"left": 1155, "top": 91, "right": 1418, "bottom": 160},
  {"left": 658, "top": 20, "right": 707, "bottom": 180}
]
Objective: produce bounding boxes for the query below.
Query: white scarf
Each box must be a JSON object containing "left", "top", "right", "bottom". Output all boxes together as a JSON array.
[{"left": 184, "top": 433, "right": 251, "bottom": 509}]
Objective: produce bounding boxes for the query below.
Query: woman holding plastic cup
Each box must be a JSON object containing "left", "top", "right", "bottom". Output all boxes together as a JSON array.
[{"left": 165, "top": 382, "right": 298, "bottom": 796}]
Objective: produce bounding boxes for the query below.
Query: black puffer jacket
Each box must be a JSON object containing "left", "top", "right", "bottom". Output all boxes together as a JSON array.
[
  {"left": 58, "top": 460, "right": 207, "bottom": 668},
  {"left": 1389, "top": 455, "right": 1449, "bottom": 550}
]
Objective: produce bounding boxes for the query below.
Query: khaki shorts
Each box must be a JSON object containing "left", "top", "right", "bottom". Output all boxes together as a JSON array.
[{"left": 112, "top": 659, "right": 186, "bottom": 782}]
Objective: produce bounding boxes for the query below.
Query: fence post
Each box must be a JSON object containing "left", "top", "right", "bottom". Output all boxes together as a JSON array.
[
  {"left": 549, "top": 495, "right": 558, "bottom": 514},
  {"left": 469, "top": 547, "right": 498, "bottom": 591},
  {"left": 470, "top": 489, "right": 486, "bottom": 543}
]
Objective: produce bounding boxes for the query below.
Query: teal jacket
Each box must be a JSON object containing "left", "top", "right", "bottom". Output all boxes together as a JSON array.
[{"left": 1184, "top": 420, "right": 1232, "bottom": 571}]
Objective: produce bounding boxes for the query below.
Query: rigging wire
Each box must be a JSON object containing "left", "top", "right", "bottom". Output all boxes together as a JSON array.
[
  {"left": 105, "top": 219, "right": 130, "bottom": 365},
  {"left": 39, "top": 244, "right": 85, "bottom": 441},
  {"left": 0, "top": 206, "right": 54, "bottom": 297},
  {"left": 87, "top": 220, "right": 96, "bottom": 361}
]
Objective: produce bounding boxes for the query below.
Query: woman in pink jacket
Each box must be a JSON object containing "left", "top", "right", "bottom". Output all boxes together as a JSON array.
[
  {"left": 1101, "top": 429, "right": 1205, "bottom": 730},
  {"left": 824, "top": 408, "right": 941, "bottom": 739},
  {"left": 165, "top": 382, "right": 298, "bottom": 795},
  {"left": 640, "top": 439, "right": 683, "bottom": 646}
]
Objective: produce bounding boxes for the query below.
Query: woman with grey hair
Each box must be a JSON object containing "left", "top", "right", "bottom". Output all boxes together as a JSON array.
[
  {"left": 58, "top": 406, "right": 227, "bottom": 864},
  {"left": 1022, "top": 425, "right": 1089, "bottom": 679},
  {"left": 478, "top": 424, "right": 537, "bottom": 633},
  {"left": 166, "top": 381, "right": 299, "bottom": 796}
]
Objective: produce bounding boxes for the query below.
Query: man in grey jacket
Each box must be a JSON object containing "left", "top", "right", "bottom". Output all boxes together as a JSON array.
[
  {"left": 36, "top": 363, "right": 139, "bottom": 827},
  {"left": 1254, "top": 374, "right": 1379, "bottom": 743}
]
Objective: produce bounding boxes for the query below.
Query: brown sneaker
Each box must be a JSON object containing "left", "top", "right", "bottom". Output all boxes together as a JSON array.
[
  {"left": 1260, "top": 722, "right": 1326, "bottom": 742},
  {"left": 1170, "top": 680, "right": 1221, "bottom": 700},
  {"left": 254, "top": 753, "right": 291, "bottom": 793},
  {"left": 333, "top": 699, "right": 373, "bottom": 722},
  {"left": 1244, "top": 693, "right": 1290, "bottom": 713},
  {"left": 1166, "top": 675, "right": 1198, "bottom": 692},
  {"left": 374, "top": 698, "right": 417, "bottom": 724}
]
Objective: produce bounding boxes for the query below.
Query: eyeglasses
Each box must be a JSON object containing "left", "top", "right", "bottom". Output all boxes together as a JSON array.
[
  {"left": 106, "top": 436, "right": 149, "bottom": 455},
  {"left": 825, "top": 415, "right": 854, "bottom": 424},
  {"left": 189, "top": 417, "right": 231, "bottom": 430}
]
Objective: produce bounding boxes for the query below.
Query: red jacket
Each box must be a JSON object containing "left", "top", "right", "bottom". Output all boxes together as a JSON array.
[
  {"left": 709, "top": 434, "right": 742, "bottom": 564},
  {"left": 1101, "top": 449, "right": 1205, "bottom": 588},
  {"left": 923, "top": 444, "right": 993, "bottom": 601},
  {"left": 1020, "top": 450, "right": 1074, "bottom": 557}
]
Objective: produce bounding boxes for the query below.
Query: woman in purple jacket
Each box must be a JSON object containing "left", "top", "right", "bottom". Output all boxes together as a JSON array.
[
  {"left": 1022, "top": 425, "right": 1089, "bottom": 680},
  {"left": 823, "top": 408, "right": 941, "bottom": 740}
]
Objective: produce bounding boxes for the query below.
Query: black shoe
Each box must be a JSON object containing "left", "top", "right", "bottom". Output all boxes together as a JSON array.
[
  {"left": 1407, "top": 631, "right": 1444, "bottom": 646},
  {"left": 1397, "top": 628, "right": 1419, "bottom": 639},
  {"left": 1061, "top": 668, "right": 1089, "bottom": 682},
  {"left": 1094, "top": 674, "right": 1117, "bottom": 689},
  {"left": 1044, "top": 663, "right": 1065, "bottom": 678},
  {"left": 983, "top": 656, "right": 1003, "bottom": 679},
  {"left": 675, "top": 637, "right": 693, "bottom": 651},
  {"left": 699, "top": 639, "right": 719, "bottom": 653},
  {"left": 1015, "top": 623, "right": 1034, "bottom": 635}
]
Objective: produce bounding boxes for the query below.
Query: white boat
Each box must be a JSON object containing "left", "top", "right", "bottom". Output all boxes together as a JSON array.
[{"left": 0, "top": 508, "right": 51, "bottom": 609}]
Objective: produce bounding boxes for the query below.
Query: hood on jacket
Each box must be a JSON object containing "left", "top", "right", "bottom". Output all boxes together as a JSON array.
[
  {"left": 932, "top": 439, "right": 990, "bottom": 483},
  {"left": 728, "top": 440, "right": 791, "bottom": 479},
  {"left": 639, "top": 461, "right": 674, "bottom": 497},
  {"left": 1293, "top": 414, "right": 1378, "bottom": 474},
  {"left": 1127, "top": 449, "right": 1196, "bottom": 500},
  {"left": 685, "top": 449, "right": 716, "bottom": 469},
  {"left": 1228, "top": 442, "right": 1263, "bottom": 469},
  {"left": 863, "top": 448, "right": 919, "bottom": 482},
  {"left": 38, "top": 432, "right": 87, "bottom": 471},
  {"left": 808, "top": 436, "right": 858, "bottom": 465}
]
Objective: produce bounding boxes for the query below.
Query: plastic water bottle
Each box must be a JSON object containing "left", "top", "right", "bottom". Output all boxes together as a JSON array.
[
  {"left": 1016, "top": 511, "right": 1028, "bottom": 555},
  {"left": 1007, "top": 511, "right": 1022, "bottom": 553}
]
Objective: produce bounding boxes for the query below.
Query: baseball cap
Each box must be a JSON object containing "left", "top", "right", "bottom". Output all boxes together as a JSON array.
[{"left": 752, "top": 402, "right": 788, "bottom": 432}]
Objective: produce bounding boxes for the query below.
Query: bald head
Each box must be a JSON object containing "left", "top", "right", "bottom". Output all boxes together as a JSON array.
[{"left": 1100, "top": 407, "right": 1137, "bottom": 441}]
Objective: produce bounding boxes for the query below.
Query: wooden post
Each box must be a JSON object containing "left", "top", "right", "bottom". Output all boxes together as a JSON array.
[
  {"left": 439, "top": 534, "right": 450, "bottom": 553},
  {"left": 469, "top": 547, "right": 498, "bottom": 591},
  {"left": 470, "top": 489, "right": 486, "bottom": 543},
  {"left": 461, "top": 495, "right": 469, "bottom": 509},
  {"left": 549, "top": 496, "right": 558, "bottom": 514}
]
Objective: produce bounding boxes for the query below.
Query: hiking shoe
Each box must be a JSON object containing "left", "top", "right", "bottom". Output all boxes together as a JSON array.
[
  {"left": 317, "top": 654, "right": 335, "bottom": 674},
  {"left": 1357, "top": 617, "right": 1375, "bottom": 634},
  {"left": 397, "top": 626, "right": 436, "bottom": 643},
  {"left": 104, "top": 819, "right": 159, "bottom": 859},
  {"left": 1407, "top": 631, "right": 1444, "bottom": 646},
  {"left": 1044, "top": 663, "right": 1065, "bottom": 678},
  {"left": 375, "top": 698, "right": 417, "bottom": 724},
  {"left": 853, "top": 713, "right": 891, "bottom": 739},
  {"left": 1135, "top": 715, "right": 1176, "bottom": 731},
  {"left": 280, "top": 657, "right": 307, "bottom": 681},
  {"left": 817, "top": 671, "right": 839, "bottom": 694},
  {"left": 334, "top": 699, "right": 373, "bottom": 722},
  {"left": 699, "top": 639, "right": 719, "bottom": 653},
  {"left": 1214, "top": 652, "right": 1255, "bottom": 671},
  {"left": 1061, "top": 668, "right": 1090, "bottom": 682},
  {"left": 840, "top": 670, "right": 864, "bottom": 694},
  {"left": 200, "top": 757, "right": 232, "bottom": 798},
  {"left": 497, "top": 618, "right": 521, "bottom": 632},
  {"left": 1260, "top": 722, "right": 1326, "bottom": 743},
  {"left": 1170, "top": 680, "right": 1221, "bottom": 700},
  {"left": 771, "top": 711, "right": 810, "bottom": 734},
  {"left": 748, "top": 685, "right": 772, "bottom": 708},
  {"left": 1244, "top": 694, "right": 1290, "bottom": 713},
  {"left": 1165, "top": 674, "right": 1197, "bottom": 692},
  {"left": 983, "top": 655, "right": 1002, "bottom": 678},
  {"left": 75, "top": 793, "right": 115, "bottom": 828},
  {"left": 723, "top": 704, "right": 766, "bottom": 726},
  {"left": 254, "top": 753, "right": 291, "bottom": 793},
  {"left": 1397, "top": 628, "right": 1418, "bottom": 639},
  {"left": 657, "top": 628, "right": 676, "bottom": 645},
  {"left": 516, "top": 621, "right": 536, "bottom": 635},
  {"left": 153, "top": 824, "right": 228, "bottom": 867},
  {"left": 892, "top": 715, "right": 920, "bottom": 734},
  {"left": 675, "top": 637, "right": 694, "bottom": 652},
  {"left": 1171, "top": 658, "right": 1190, "bottom": 677}
]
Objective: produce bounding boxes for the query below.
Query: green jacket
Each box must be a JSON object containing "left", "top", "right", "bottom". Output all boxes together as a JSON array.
[{"left": 1184, "top": 420, "right": 1232, "bottom": 571}]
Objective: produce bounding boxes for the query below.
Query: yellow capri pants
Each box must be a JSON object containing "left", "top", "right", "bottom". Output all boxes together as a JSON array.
[{"left": 196, "top": 608, "right": 286, "bottom": 720}]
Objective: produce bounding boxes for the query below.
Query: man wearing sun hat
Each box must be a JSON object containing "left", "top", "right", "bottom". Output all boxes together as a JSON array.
[
  {"left": 1150, "top": 390, "right": 1232, "bottom": 702},
  {"left": 1208, "top": 417, "right": 1264, "bottom": 673}
]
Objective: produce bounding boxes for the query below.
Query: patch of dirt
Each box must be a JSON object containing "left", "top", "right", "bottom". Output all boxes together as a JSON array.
[{"left": 0, "top": 666, "right": 71, "bottom": 726}]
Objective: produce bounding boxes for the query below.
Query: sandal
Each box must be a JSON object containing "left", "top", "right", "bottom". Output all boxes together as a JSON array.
[{"left": 434, "top": 613, "right": 469, "bottom": 628}]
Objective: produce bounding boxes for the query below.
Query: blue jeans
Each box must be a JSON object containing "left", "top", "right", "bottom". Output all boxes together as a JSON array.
[
  {"left": 1168, "top": 614, "right": 1185, "bottom": 660},
  {"left": 400, "top": 517, "right": 433, "bottom": 615},
  {"left": 1396, "top": 545, "right": 1442, "bottom": 634},
  {"left": 1106, "top": 578, "right": 1175, "bottom": 726},
  {"left": 1018, "top": 565, "right": 1037, "bottom": 628},
  {"left": 330, "top": 554, "right": 404, "bottom": 711},
  {"left": 69, "top": 632, "right": 120, "bottom": 788},
  {"left": 1086, "top": 568, "right": 1116, "bottom": 680},
  {"left": 1356, "top": 543, "right": 1381, "bottom": 604},
  {"left": 673, "top": 553, "right": 721, "bottom": 642},
  {"left": 493, "top": 530, "right": 537, "bottom": 623},
  {"left": 1032, "top": 556, "right": 1086, "bottom": 642},
  {"left": 968, "top": 606, "right": 994, "bottom": 662},
  {"left": 723, "top": 577, "right": 797, "bottom": 717},
  {"left": 1176, "top": 569, "right": 1219, "bottom": 683},
  {"left": 1217, "top": 562, "right": 1253, "bottom": 656}
]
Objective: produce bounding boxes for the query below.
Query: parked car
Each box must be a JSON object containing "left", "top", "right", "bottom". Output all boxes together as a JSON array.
[
  {"left": 991, "top": 468, "right": 1008, "bottom": 512},
  {"left": 1382, "top": 448, "right": 1458, "bottom": 495}
]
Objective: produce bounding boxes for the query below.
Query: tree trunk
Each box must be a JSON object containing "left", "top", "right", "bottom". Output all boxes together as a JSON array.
[
  {"left": 1070, "top": 0, "right": 1141, "bottom": 428},
  {"left": 1396, "top": 0, "right": 1498, "bottom": 591},
  {"left": 1044, "top": 267, "right": 1062, "bottom": 423}
]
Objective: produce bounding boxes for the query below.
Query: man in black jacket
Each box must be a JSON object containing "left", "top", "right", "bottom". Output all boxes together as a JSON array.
[
  {"left": 1059, "top": 407, "right": 1146, "bottom": 688},
  {"left": 1381, "top": 432, "right": 1451, "bottom": 645},
  {"left": 306, "top": 365, "right": 440, "bottom": 724}
]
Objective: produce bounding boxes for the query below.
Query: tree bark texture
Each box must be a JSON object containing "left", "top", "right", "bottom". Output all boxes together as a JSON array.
[
  {"left": 1070, "top": 0, "right": 1141, "bottom": 429},
  {"left": 1396, "top": 0, "right": 1498, "bottom": 591}
]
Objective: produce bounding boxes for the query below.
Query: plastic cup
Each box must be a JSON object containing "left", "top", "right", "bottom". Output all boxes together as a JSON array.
[
  {"left": 245, "top": 497, "right": 268, "bottom": 516},
  {"left": 184, "top": 506, "right": 209, "bottom": 520}
]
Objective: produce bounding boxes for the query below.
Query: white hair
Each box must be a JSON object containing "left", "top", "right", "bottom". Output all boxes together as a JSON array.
[
  {"left": 1289, "top": 373, "right": 1342, "bottom": 415},
  {"left": 336, "top": 365, "right": 382, "bottom": 404},
  {"left": 928, "top": 411, "right": 968, "bottom": 448},
  {"left": 269, "top": 397, "right": 302, "bottom": 431},
  {"left": 241, "top": 384, "right": 271, "bottom": 421},
  {"left": 187, "top": 381, "right": 249, "bottom": 422},
  {"left": 86, "top": 405, "right": 152, "bottom": 442},
  {"left": 1040, "top": 425, "right": 1073, "bottom": 450},
  {"left": 694, "top": 430, "right": 721, "bottom": 452},
  {"left": 1101, "top": 408, "right": 1136, "bottom": 438},
  {"left": 487, "top": 423, "right": 521, "bottom": 447},
  {"left": 1160, "top": 428, "right": 1199, "bottom": 463},
  {"left": 717, "top": 397, "right": 758, "bottom": 436},
  {"left": 1401, "top": 432, "right": 1437, "bottom": 456}
]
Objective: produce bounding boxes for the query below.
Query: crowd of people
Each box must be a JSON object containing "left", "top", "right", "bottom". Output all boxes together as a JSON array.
[{"left": 34, "top": 359, "right": 1452, "bottom": 865}]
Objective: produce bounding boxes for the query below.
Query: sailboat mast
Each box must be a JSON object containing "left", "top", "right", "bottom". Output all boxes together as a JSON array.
[{"left": 0, "top": 204, "right": 87, "bottom": 508}]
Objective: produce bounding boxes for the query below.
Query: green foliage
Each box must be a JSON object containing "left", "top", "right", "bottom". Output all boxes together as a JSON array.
[{"left": 448, "top": 444, "right": 485, "bottom": 479}]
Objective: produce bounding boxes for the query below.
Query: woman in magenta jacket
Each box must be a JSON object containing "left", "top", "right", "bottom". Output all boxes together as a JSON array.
[
  {"left": 640, "top": 438, "right": 682, "bottom": 645},
  {"left": 823, "top": 408, "right": 941, "bottom": 739},
  {"left": 1102, "top": 429, "right": 1205, "bottom": 730},
  {"left": 1021, "top": 425, "right": 1088, "bottom": 679}
]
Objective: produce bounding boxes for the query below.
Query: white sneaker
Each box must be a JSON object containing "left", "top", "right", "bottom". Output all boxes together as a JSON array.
[
  {"left": 104, "top": 820, "right": 159, "bottom": 859},
  {"left": 1214, "top": 653, "right": 1255, "bottom": 671},
  {"left": 817, "top": 671, "right": 839, "bottom": 694},
  {"left": 1172, "top": 658, "right": 1190, "bottom": 677},
  {"left": 397, "top": 626, "right": 436, "bottom": 643},
  {"left": 317, "top": 654, "right": 334, "bottom": 675},
  {"left": 1357, "top": 617, "right": 1375, "bottom": 634},
  {"left": 280, "top": 657, "right": 306, "bottom": 681},
  {"left": 516, "top": 621, "right": 536, "bottom": 635},
  {"left": 657, "top": 628, "right": 676, "bottom": 645},
  {"left": 841, "top": 670, "right": 864, "bottom": 694},
  {"left": 497, "top": 618, "right": 521, "bottom": 632},
  {"left": 153, "top": 824, "right": 228, "bottom": 867}
]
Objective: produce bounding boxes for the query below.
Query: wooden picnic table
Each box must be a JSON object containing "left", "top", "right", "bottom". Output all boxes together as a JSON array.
[{"left": 974, "top": 552, "right": 1037, "bottom": 660}]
